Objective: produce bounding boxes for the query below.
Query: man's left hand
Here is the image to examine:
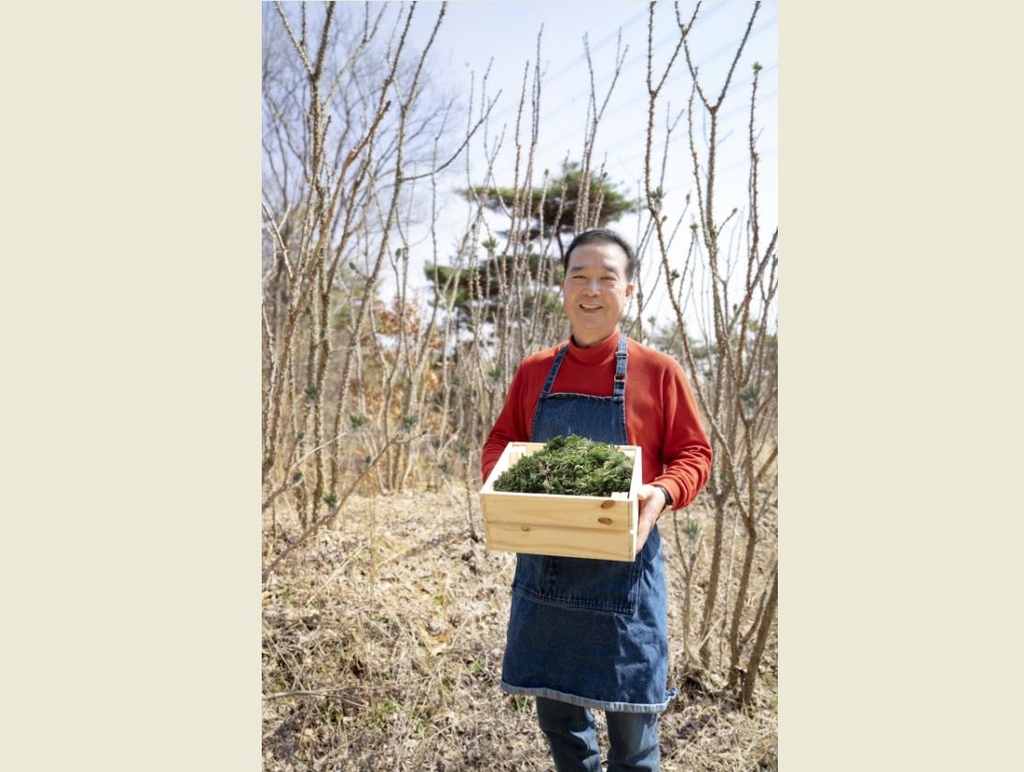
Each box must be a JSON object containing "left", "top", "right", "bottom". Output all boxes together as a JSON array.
[{"left": 635, "top": 484, "right": 669, "bottom": 556}]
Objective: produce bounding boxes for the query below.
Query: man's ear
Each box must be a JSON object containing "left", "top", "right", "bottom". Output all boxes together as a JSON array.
[{"left": 625, "top": 281, "right": 635, "bottom": 298}]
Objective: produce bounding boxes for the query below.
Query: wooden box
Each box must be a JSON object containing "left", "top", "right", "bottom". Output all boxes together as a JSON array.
[{"left": 479, "top": 442, "right": 642, "bottom": 562}]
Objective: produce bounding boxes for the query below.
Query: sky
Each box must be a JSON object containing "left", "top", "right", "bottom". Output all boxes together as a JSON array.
[
  {"left": 339, "top": 0, "right": 779, "bottom": 327},
  {"left": 408, "top": 0, "right": 776, "bottom": 186}
]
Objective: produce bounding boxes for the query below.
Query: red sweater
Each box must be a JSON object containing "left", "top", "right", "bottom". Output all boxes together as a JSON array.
[{"left": 481, "top": 332, "right": 712, "bottom": 510}]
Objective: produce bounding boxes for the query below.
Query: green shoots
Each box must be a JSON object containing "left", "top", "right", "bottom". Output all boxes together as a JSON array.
[{"left": 493, "top": 435, "right": 633, "bottom": 497}]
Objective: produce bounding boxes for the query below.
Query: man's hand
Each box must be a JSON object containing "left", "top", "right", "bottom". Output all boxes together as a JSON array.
[{"left": 635, "top": 484, "right": 669, "bottom": 556}]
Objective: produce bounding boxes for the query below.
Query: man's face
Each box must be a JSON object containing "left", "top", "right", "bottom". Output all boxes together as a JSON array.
[{"left": 561, "top": 240, "right": 634, "bottom": 348}]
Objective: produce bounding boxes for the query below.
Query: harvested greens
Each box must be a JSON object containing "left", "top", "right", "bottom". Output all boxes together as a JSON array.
[{"left": 493, "top": 435, "right": 633, "bottom": 497}]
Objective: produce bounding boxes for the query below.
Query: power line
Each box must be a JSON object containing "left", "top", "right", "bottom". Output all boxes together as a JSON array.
[
  {"left": 481, "top": 4, "right": 651, "bottom": 127},
  {"left": 525, "top": 15, "right": 776, "bottom": 164},
  {"left": 480, "top": 1, "right": 735, "bottom": 131},
  {"left": 443, "top": 3, "right": 778, "bottom": 227},
  {"left": 596, "top": 64, "right": 777, "bottom": 167},
  {"left": 543, "top": 5, "right": 651, "bottom": 83}
]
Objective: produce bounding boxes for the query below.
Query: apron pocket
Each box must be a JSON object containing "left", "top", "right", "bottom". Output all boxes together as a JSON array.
[{"left": 512, "top": 553, "right": 642, "bottom": 615}]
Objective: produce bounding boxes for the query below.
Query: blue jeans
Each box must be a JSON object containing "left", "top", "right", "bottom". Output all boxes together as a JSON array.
[{"left": 536, "top": 697, "right": 661, "bottom": 772}]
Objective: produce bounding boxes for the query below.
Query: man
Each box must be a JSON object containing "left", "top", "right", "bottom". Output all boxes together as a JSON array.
[{"left": 481, "top": 228, "right": 712, "bottom": 771}]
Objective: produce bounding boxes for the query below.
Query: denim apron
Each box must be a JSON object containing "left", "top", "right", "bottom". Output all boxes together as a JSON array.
[{"left": 500, "top": 335, "right": 675, "bottom": 714}]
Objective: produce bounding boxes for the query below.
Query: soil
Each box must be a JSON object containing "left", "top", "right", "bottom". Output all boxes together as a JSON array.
[{"left": 262, "top": 488, "right": 777, "bottom": 771}]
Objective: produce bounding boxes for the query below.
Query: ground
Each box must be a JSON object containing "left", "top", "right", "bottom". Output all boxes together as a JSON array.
[{"left": 262, "top": 488, "right": 777, "bottom": 771}]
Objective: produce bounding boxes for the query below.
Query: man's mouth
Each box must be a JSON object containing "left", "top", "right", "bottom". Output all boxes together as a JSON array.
[{"left": 580, "top": 303, "right": 602, "bottom": 311}]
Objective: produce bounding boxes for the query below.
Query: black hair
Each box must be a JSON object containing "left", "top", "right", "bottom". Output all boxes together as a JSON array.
[{"left": 562, "top": 228, "right": 637, "bottom": 281}]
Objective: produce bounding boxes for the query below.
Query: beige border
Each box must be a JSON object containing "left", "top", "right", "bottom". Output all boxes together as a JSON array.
[
  {"left": 781, "top": 2, "right": 1021, "bottom": 768},
  {"left": 6, "top": 2, "right": 260, "bottom": 768}
]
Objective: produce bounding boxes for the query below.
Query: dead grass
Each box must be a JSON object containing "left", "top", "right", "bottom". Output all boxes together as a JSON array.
[{"left": 262, "top": 488, "right": 777, "bottom": 771}]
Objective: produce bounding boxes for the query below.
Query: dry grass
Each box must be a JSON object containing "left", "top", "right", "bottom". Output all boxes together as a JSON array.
[{"left": 262, "top": 488, "right": 777, "bottom": 771}]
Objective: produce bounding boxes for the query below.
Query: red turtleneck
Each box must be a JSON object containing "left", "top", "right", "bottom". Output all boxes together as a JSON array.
[{"left": 481, "top": 331, "right": 712, "bottom": 511}]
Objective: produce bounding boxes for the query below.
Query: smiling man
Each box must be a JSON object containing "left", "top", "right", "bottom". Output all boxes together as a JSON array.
[
  {"left": 561, "top": 235, "right": 634, "bottom": 346},
  {"left": 481, "top": 228, "right": 712, "bottom": 771}
]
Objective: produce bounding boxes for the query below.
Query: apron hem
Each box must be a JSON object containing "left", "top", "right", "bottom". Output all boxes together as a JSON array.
[{"left": 501, "top": 681, "right": 676, "bottom": 715}]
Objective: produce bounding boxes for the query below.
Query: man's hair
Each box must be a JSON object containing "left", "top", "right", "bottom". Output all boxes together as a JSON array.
[{"left": 562, "top": 228, "right": 637, "bottom": 281}]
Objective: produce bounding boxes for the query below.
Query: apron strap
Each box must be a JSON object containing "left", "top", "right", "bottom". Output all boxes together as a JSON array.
[
  {"left": 539, "top": 344, "right": 570, "bottom": 398},
  {"left": 612, "top": 335, "right": 627, "bottom": 403}
]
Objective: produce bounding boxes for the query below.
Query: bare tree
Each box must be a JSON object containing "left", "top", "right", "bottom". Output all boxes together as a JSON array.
[
  {"left": 261, "top": 1, "right": 473, "bottom": 560},
  {"left": 646, "top": 1, "right": 777, "bottom": 705}
]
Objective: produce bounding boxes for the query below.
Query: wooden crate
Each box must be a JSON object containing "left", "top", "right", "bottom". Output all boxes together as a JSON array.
[{"left": 479, "top": 441, "right": 642, "bottom": 562}]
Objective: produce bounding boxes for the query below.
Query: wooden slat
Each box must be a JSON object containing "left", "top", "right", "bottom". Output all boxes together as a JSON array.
[
  {"left": 482, "top": 492, "right": 632, "bottom": 530},
  {"left": 485, "top": 522, "right": 637, "bottom": 562}
]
